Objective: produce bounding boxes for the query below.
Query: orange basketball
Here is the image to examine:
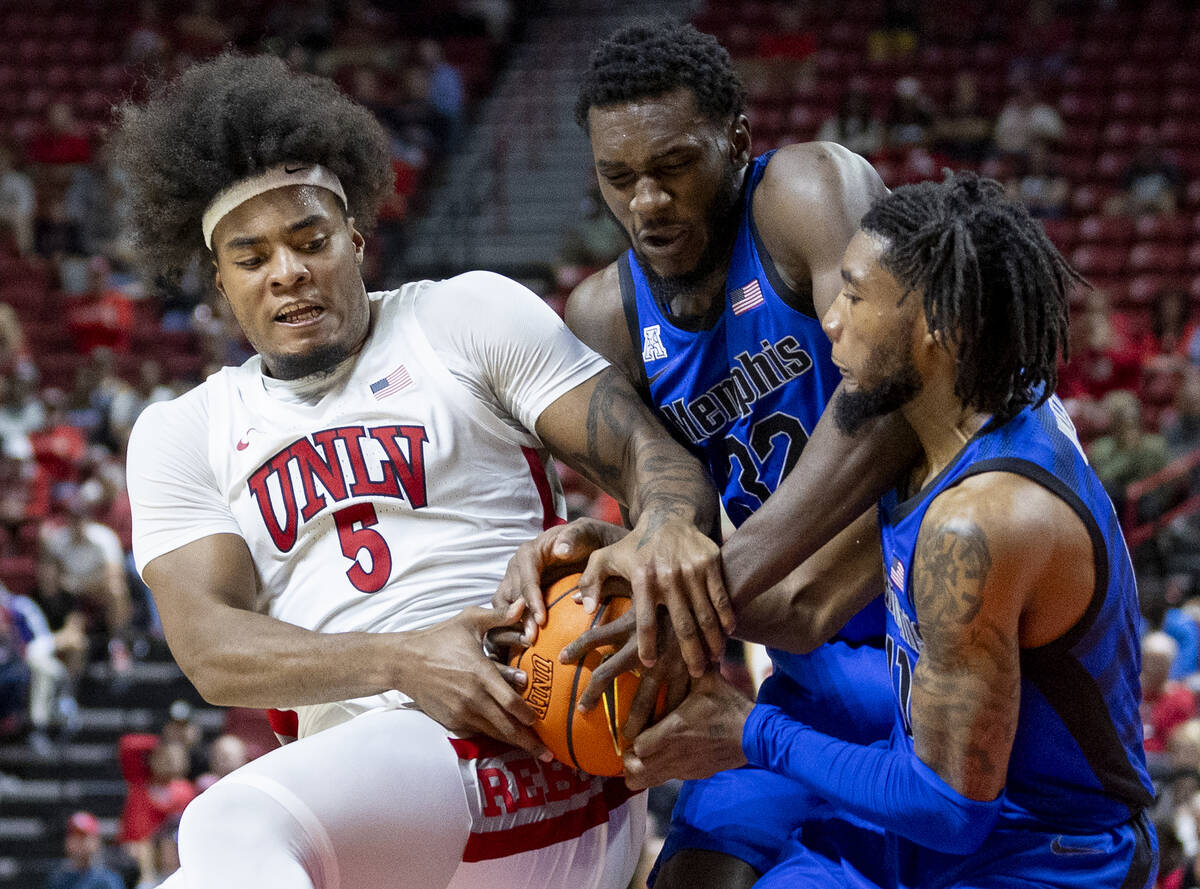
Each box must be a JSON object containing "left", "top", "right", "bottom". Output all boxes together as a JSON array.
[{"left": 509, "top": 572, "right": 666, "bottom": 776}]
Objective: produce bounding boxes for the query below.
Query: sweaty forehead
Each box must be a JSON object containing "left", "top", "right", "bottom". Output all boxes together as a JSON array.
[
  {"left": 212, "top": 185, "right": 342, "bottom": 249},
  {"left": 588, "top": 88, "right": 718, "bottom": 163}
]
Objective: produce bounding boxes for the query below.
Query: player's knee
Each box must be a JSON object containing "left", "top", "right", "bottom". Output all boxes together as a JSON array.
[
  {"left": 180, "top": 778, "right": 299, "bottom": 860},
  {"left": 655, "top": 849, "right": 760, "bottom": 889}
]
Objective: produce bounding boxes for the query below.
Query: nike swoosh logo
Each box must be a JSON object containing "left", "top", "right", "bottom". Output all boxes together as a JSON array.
[
  {"left": 1050, "top": 836, "right": 1103, "bottom": 856},
  {"left": 284, "top": 164, "right": 307, "bottom": 174},
  {"left": 647, "top": 368, "right": 669, "bottom": 385},
  {"left": 235, "top": 427, "right": 258, "bottom": 451}
]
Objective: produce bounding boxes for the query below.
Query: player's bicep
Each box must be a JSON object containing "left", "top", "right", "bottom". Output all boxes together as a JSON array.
[
  {"left": 142, "top": 533, "right": 260, "bottom": 670},
  {"left": 909, "top": 512, "right": 1022, "bottom": 802},
  {"left": 535, "top": 366, "right": 651, "bottom": 500}
]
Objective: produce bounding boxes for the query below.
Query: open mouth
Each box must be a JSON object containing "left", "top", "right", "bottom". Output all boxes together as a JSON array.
[
  {"left": 275, "top": 305, "right": 325, "bottom": 325},
  {"left": 638, "top": 228, "right": 686, "bottom": 252}
]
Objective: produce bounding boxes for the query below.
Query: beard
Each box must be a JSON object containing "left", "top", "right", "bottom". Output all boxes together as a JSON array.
[
  {"left": 833, "top": 342, "right": 923, "bottom": 435},
  {"left": 634, "top": 166, "right": 744, "bottom": 311},
  {"left": 265, "top": 341, "right": 356, "bottom": 381}
]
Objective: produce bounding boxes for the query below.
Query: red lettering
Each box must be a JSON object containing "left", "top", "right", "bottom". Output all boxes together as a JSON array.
[
  {"left": 370, "top": 425, "right": 429, "bottom": 509},
  {"left": 291, "top": 437, "right": 350, "bottom": 522},
  {"left": 478, "top": 767, "right": 516, "bottom": 816},
  {"left": 318, "top": 426, "right": 397, "bottom": 498},
  {"left": 540, "top": 759, "right": 590, "bottom": 803},
  {"left": 247, "top": 453, "right": 298, "bottom": 551},
  {"left": 508, "top": 757, "right": 547, "bottom": 809}
]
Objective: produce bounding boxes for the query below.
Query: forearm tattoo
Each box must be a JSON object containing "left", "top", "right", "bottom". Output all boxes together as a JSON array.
[
  {"left": 561, "top": 369, "right": 715, "bottom": 529},
  {"left": 910, "top": 519, "right": 1019, "bottom": 798}
]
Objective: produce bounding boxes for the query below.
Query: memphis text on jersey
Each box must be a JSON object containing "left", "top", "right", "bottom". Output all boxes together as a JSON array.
[
  {"left": 247, "top": 424, "right": 429, "bottom": 552},
  {"left": 657, "top": 335, "right": 813, "bottom": 445}
]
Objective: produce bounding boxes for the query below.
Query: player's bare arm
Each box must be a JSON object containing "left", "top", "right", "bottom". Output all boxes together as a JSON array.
[
  {"left": 908, "top": 474, "right": 1092, "bottom": 799},
  {"left": 144, "top": 532, "right": 546, "bottom": 756},
  {"left": 722, "top": 145, "right": 920, "bottom": 610},
  {"left": 535, "top": 366, "right": 730, "bottom": 676}
]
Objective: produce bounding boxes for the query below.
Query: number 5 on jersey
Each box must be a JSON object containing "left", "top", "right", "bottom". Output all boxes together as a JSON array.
[{"left": 334, "top": 503, "right": 392, "bottom": 593}]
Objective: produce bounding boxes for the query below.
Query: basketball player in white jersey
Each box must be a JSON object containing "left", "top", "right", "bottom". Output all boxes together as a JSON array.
[{"left": 114, "top": 54, "right": 730, "bottom": 889}]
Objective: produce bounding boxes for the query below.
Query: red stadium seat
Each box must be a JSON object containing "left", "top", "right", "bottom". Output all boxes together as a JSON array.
[
  {"left": 1079, "top": 215, "right": 1135, "bottom": 245},
  {"left": 1111, "top": 91, "right": 1159, "bottom": 121},
  {"left": 1071, "top": 244, "right": 1127, "bottom": 277},
  {"left": 1134, "top": 214, "right": 1193, "bottom": 243},
  {"left": 1166, "top": 89, "right": 1200, "bottom": 117},
  {"left": 1111, "top": 63, "right": 1161, "bottom": 91},
  {"left": 1040, "top": 219, "right": 1079, "bottom": 253},
  {"left": 1189, "top": 241, "right": 1200, "bottom": 273},
  {"left": 1128, "top": 243, "right": 1189, "bottom": 274},
  {"left": 1059, "top": 93, "right": 1106, "bottom": 124},
  {"left": 1128, "top": 274, "right": 1171, "bottom": 305},
  {"left": 1070, "top": 184, "right": 1115, "bottom": 216}
]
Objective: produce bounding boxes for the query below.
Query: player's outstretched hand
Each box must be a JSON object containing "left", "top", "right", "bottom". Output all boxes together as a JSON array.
[
  {"left": 621, "top": 671, "right": 753, "bottom": 790},
  {"left": 491, "top": 518, "right": 628, "bottom": 647},
  {"left": 578, "top": 515, "right": 731, "bottom": 678},
  {"left": 400, "top": 602, "right": 551, "bottom": 761}
]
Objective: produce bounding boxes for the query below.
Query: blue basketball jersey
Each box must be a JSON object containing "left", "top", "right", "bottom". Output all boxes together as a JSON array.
[
  {"left": 620, "top": 151, "right": 884, "bottom": 654},
  {"left": 877, "top": 396, "right": 1154, "bottom": 833}
]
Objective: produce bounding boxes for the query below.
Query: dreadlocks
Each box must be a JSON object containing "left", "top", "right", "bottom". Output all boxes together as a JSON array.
[
  {"left": 574, "top": 21, "right": 746, "bottom": 131},
  {"left": 114, "top": 53, "right": 393, "bottom": 283},
  {"left": 861, "top": 172, "right": 1078, "bottom": 421}
]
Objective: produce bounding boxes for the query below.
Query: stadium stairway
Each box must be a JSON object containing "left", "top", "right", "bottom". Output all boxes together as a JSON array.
[
  {"left": 0, "top": 639, "right": 223, "bottom": 889},
  {"left": 399, "top": 0, "right": 703, "bottom": 284}
]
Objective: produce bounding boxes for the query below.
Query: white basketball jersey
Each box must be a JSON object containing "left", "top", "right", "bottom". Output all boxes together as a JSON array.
[{"left": 129, "top": 274, "right": 608, "bottom": 643}]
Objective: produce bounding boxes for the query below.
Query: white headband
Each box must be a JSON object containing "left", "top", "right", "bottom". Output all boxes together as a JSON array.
[{"left": 201, "top": 162, "right": 348, "bottom": 249}]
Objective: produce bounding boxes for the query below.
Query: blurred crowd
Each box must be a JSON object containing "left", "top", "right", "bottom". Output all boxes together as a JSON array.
[{"left": 0, "top": 0, "right": 1199, "bottom": 886}]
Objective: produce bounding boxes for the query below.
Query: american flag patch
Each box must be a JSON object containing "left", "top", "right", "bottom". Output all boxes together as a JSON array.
[
  {"left": 369, "top": 365, "right": 412, "bottom": 400},
  {"left": 890, "top": 558, "right": 906, "bottom": 592},
  {"left": 729, "top": 279, "right": 764, "bottom": 315}
]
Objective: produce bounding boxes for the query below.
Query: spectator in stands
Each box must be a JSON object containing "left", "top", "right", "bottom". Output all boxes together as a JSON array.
[
  {"left": 0, "top": 141, "right": 36, "bottom": 256},
  {"left": 117, "top": 733, "right": 197, "bottom": 857},
  {"left": 867, "top": 0, "right": 920, "bottom": 62},
  {"left": 993, "top": 78, "right": 1064, "bottom": 158},
  {"left": 1058, "top": 288, "right": 1142, "bottom": 402},
  {"left": 196, "top": 733, "right": 249, "bottom": 792},
  {"left": 1, "top": 579, "right": 81, "bottom": 755},
  {"left": 1143, "top": 631, "right": 1197, "bottom": 757},
  {"left": 932, "top": 72, "right": 994, "bottom": 164},
  {"left": 1164, "top": 368, "right": 1200, "bottom": 460},
  {"left": 0, "top": 432, "right": 51, "bottom": 552},
  {"left": 1110, "top": 139, "right": 1185, "bottom": 218},
  {"left": 44, "top": 811, "right": 124, "bottom": 889},
  {"left": 1007, "top": 0, "right": 1073, "bottom": 84},
  {"left": 173, "top": 0, "right": 238, "bottom": 56},
  {"left": 27, "top": 103, "right": 94, "bottom": 168},
  {"left": 883, "top": 75, "right": 935, "bottom": 152},
  {"left": 756, "top": 6, "right": 817, "bottom": 91},
  {"left": 557, "top": 183, "right": 627, "bottom": 270},
  {"left": 125, "top": 0, "right": 171, "bottom": 71},
  {"left": 1089, "top": 389, "right": 1169, "bottom": 519},
  {"left": 0, "top": 591, "right": 31, "bottom": 739},
  {"left": 133, "top": 816, "right": 180, "bottom": 889},
  {"left": 34, "top": 198, "right": 87, "bottom": 265},
  {"left": 1004, "top": 138, "right": 1070, "bottom": 218},
  {"left": 1157, "top": 817, "right": 1187, "bottom": 889},
  {"left": 66, "top": 257, "right": 136, "bottom": 356},
  {"left": 0, "top": 370, "right": 44, "bottom": 443},
  {"left": 159, "top": 699, "right": 205, "bottom": 779},
  {"left": 36, "top": 480, "right": 133, "bottom": 674},
  {"left": 30, "top": 388, "right": 87, "bottom": 487},
  {"left": 108, "top": 360, "right": 171, "bottom": 455},
  {"left": 816, "top": 78, "right": 884, "bottom": 158},
  {"left": 0, "top": 303, "right": 37, "bottom": 386},
  {"left": 417, "top": 39, "right": 466, "bottom": 149}
]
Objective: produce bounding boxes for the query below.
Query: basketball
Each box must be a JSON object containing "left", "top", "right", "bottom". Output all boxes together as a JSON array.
[{"left": 509, "top": 572, "right": 666, "bottom": 776}]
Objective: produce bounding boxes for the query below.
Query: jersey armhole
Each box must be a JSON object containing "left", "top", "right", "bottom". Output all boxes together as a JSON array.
[{"left": 617, "top": 252, "right": 651, "bottom": 397}]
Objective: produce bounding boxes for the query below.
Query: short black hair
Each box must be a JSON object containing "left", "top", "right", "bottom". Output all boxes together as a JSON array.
[
  {"left": 114, "top": 52, "right": 393, "bottom": 282},
  {"left": 574, "top": 21, "right": 746, "bottom": 131},
  {"left": 861, "top": 172, "right": 1077, "bottom": 421}
]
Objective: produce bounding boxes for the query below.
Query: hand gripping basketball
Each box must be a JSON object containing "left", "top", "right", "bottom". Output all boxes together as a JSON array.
[{"left": 508, "top": 573, "right": 668, "bottom": 776}]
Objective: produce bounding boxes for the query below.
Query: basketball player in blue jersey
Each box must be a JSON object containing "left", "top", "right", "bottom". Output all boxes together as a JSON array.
[
  {"left": 495, "top": 21, "right": 918, "bottom": 889},
  {"left": 623, "top": 172, "right": 1158, "bottom": 888}
]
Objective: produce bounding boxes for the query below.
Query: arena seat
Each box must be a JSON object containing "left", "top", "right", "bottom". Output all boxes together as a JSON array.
[{"left": 1079, "top": 215, "right": 1135, "bottom": 245}]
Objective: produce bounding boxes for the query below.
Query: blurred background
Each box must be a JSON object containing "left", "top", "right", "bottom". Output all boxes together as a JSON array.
[{"left": 0, "top": 0, "right": 1198, "bottom": 886}]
